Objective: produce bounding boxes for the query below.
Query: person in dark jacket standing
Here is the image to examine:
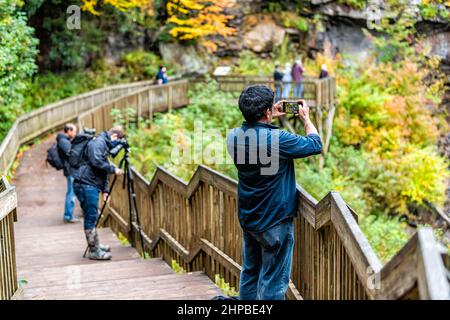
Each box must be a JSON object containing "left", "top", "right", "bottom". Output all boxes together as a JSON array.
[
  {"left": 156, "top": 65, "right": 169, "bottom": 84},
  {"left": 227, "top": 85, "right": 322, "bottom": 300},
  {"left": 72, "top": 126, "right": 124, "bottom": 260},
  {"left": 273, "top": 64, "right": 283, "bottom": 102},
  {"left": 57, "top": 123, "right": 79, "bottom": 223}
]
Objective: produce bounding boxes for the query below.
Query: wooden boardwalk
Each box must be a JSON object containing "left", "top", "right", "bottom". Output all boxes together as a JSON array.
[{"left": 13, "top": 136, "right": 222, "bottom": 300}]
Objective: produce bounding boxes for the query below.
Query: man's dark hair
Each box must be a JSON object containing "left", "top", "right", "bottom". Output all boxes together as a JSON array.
[
  {"left": 108, "top": 125, "right": 126, "bottom": 139},
  {"left": 63, "top": 123, "right": 76, "bottom": 133},
  {"left": 238, "top": 85, "right": 274, "bottom": 124}
]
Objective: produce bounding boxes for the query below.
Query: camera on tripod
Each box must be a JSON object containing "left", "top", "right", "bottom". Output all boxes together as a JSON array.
[{"left": 109, "top": 138, "right": 129, "bottom": 158}]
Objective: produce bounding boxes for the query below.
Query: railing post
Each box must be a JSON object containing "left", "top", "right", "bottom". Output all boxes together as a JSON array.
[
  {"left": 148, "top": 89, "right": 154, "bottom": 121},
  {"left": 168, "top": 84, "right": 173, "bottom": 112}
]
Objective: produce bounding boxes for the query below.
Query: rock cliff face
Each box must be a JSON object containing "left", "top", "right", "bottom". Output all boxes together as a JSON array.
[{"left": 200, "top": 0, "right": 450, "bottom": 65}]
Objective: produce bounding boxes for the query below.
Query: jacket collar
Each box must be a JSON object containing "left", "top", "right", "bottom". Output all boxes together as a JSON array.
[
  {"left": 242, "top": 121, "right": 279, "bottom": 129},
  {"left": 100, "top": 131, "right": 113, "bottom": 148}
]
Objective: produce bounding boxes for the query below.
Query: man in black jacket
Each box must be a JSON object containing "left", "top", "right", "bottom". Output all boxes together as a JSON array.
[
  {"left": 72, "top": 126, "right": 124, "bottom": 260},
  {"left": 57, "top": 123, "right": 79, "bottom": 223}
]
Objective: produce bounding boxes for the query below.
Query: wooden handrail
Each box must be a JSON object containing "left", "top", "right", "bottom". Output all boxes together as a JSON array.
[
  {"left": 214, "top": 75, "right": 337, "bottom": 108},
  {"left": 0, "top": 177, "right": 22, "bottom": 300}
]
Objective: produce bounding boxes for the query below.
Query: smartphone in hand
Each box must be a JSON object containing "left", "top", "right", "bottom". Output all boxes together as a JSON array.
[{"left": 282, "top": 100, "right": 303, "bottom": 114}]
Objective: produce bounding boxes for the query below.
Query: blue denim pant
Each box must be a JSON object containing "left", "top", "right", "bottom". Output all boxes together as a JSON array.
[
  {"left": 294, "top": 82, "right": 304, "bottom": 98},
  {"left": 275, "top": 84, "right": 282, "bottom": 102},
  {"left": 74, "top": 183, "right": 100, "bottom": 230},
  {"left": 64, "top": 176, "right": 76, "bottom": 220},
  {"left": 239, "top": 219, "right": 294, "bottom": 300},
  {"left": 282, "top": 83, "right": 291, "bottom": 99}
]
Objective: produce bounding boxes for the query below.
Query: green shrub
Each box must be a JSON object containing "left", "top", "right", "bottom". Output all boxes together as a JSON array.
[
  {"left": 235, "top": 50, "right": 275, "bottom": 76},
  {"left": 338, "top": 0, "right": 367, "bottom": 10},
  {"left": 0, "top": 0, "right": 38, "bottom": 140},
  {"left": 360, "top": 214, "right": 410, "bottom": 262},
  {"left": 281, "top": 12, "right": 308, "bottom": 32},
  {"left": 121, "top": 50, "right": 163, "bottom": 81}
]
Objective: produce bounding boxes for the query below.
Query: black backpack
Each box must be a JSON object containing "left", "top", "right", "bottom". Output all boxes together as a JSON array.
[
  {"left": 68, "top": 133, "right": 95, "bottom": 169},
  {"left": 46, "top": 143, "right": 64, "bottom": 170}
]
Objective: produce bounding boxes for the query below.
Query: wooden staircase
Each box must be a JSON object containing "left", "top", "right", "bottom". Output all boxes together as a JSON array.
[{"left": 13, "top": 137, "right": 222, "bottom": 300}]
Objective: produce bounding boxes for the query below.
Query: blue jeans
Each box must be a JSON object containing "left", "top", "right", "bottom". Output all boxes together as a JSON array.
[
  {"left": 74, "top": 183, "right": 100, "bottom": 230},
  {"left": 294, "top": 82, "right": 304, "bottom": 98},
  {"left": 64, "top": 176, "right": 76, "bottom": 220},
  {"left": 239, "top": 219, "right": 294, "bottom": 300},
  {"left": 275, "top": 84, "right": 282, "bottom": 102},
  {"left": 282, "top": 83, "right": 291, "bottom": 99}
]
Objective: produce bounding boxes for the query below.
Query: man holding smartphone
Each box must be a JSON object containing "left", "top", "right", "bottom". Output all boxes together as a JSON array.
[{"left": 227, "top": 85, "right": 322, "bottom": 300}]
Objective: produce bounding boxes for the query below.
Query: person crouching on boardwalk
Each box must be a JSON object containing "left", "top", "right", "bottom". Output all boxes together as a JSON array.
[
  {"left": 72, "top": 126, "right": 125, "bottom": 260},
  {"left": 227, "top": 86, "right": 322, "bottom": 299}
]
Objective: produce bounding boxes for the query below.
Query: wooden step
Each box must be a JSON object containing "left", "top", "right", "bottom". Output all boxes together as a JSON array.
[
  {"left": 24, "top": 270, "right": 222, "bottom": 300},
  {"left": 20, "top": 258, "right": 174, "bottom": 289}
]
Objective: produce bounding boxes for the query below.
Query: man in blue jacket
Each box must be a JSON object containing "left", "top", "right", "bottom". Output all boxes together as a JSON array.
[
  {"left": 227, "top": 85, "right": 322, "bottom": 300},
  {"left": 73, "top": 126, "right": 124, "bottom": 260}
]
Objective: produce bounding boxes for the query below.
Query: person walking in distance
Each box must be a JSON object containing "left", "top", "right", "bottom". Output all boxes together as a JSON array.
[
  {"left": 292, "top": 59, "right": 305, "bottom": 98},
  {"left": 72, "top": 126, "right": 125, "bottom": 260},
  {"left": 227, "top": 86, "right": 322, "bottom": 300},
  {"left": 57, "top": 123, "right": 80, "bottom": 223},
  {"left": 156, "top": 65, "right": 169, "bottom": 84},
  {"left": 319, "top": 64, "right": 329, "bottom": 79}
]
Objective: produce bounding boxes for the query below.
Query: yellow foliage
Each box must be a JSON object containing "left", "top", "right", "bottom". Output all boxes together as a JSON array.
[
  {"left": 167, "top": 0, "right": 236, "bottom": 51},
  {"left": 81, "top": 0, "right": 153, "bottom": 15}
]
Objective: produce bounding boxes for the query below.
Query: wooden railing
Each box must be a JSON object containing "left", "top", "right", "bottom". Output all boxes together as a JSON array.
[
  {"left": 0, "top": 177, "right": 21, "bottom": 300},
  {"left": 0, "top": 80, "right": 158, "bottom": 175},
  {"left": 76, "top": 84, "right": 449, "bottom": 300},
  {"left": 214, "top": 75, "right": 337, "bottom": 108},
  {"left": 77, "top": 81, "right": 189, "bottom": 130}
]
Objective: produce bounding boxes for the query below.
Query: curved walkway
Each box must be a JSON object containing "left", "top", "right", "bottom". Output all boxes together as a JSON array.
[{"left": 13, "top": 136, "right": 222, "bottom": 300}]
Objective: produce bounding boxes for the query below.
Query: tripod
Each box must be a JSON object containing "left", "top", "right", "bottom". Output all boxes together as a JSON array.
[{"left": 83, "top": 148, "right": 146, "bottom": 258}]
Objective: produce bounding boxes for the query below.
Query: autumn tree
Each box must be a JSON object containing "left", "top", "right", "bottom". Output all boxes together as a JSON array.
[
  {"left": 81, "top": 0, "right": 153, "bottom": 15},
  {"left": 166, "top": 0, "right": 236, "bottom": 51}
]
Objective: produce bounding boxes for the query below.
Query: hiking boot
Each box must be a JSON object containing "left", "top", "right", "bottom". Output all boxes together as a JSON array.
[
  {"left": 84, "top": 229, "right": 112, "bottom": 260},
  {"left": 91, "top": 228, "right": 111, "bottom": 252},
  {"left": 87, "top": 248, "right": 112, "bottom": 260}
]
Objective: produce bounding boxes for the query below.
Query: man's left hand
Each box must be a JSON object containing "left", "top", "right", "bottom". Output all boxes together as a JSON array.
[{"left": 103, "top": 193, "right": 109, "bottom": 203}]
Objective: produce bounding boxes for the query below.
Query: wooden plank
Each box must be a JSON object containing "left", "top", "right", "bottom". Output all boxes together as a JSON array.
[
  {"left": 376, "top": 233, "right": 419, "bottom": 299},
  {"left": 0, "top": 187, "right": 16, "bottom": 222},
  {"left": 330, "top": 192, "right": 382, "bottom": 298},
  {"left": 416, "top": 228, "right": 450, "bottom": 300}
]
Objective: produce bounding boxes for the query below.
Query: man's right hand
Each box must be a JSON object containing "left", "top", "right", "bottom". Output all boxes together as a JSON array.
[
  {"left": 115, "top": 168, "right": 123, "bottom": 176},
  {"left": 296, "top": 100, "right": 310, "bottom": 122}
]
